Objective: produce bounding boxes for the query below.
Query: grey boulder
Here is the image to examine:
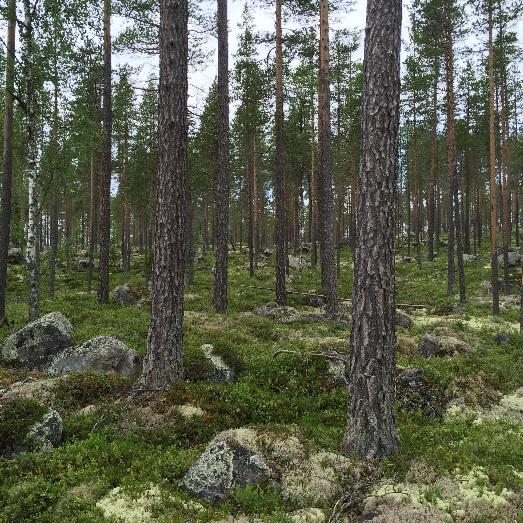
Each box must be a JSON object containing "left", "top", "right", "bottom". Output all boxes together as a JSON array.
[
  {"left": 112, "top": 284, "right": 138, "bottom": 305},
  {"left": 1, "top": 312, "right": 74, "bottom": 370},
  {"left": 27, "top": 410, "right": 63, "bottom": 452},
  {"left": 7, "top": 247, "right": 23, "bottom": 264},
  {"left": 395, "top": 311, "right": 413, "bottom": 328},
  {"left": 47, "top": 336, "right": 141, "bottom": 376},
  {"left": 255, "top": 302, "right": 300, "bottom": 324},
  {"left": 182, "top": 431, "right": 273, "bottom": 503}
]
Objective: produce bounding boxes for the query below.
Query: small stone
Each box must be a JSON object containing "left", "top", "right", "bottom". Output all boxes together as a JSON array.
[{"left": 201, "top": 344, "right": 235, "bottom": 383}]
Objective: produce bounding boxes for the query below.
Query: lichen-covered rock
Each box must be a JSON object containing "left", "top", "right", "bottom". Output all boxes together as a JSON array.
[
  {"left": 7, "top": 247, "right": 23, "bottom": 264},
  {"left": 112, "top": 284, "right": 138, "bottom": 306},
  {"left": 1, "top": 312, "right": 74, "bottom": 370},
  {"left": 479, "top": 280, "right": 492, "bottom": 294},
  {"left": 395, "top": 311, "right": 413, "bottom": 328},
  {"left": 254, "top": 302, "right": 300, "bottom": 324},
  {"left": 418, "top": 334, "right": 470, "bottom": 358},
  {"left": 47, "top": 336, "right": 141, "bottom": 376},
  {"left": 288, "top": 255, "right": 310, "bottom": 269},
  {"left": 182, "top": 429, "right": 274, "bottom": 503},
  {"left": 463, "top": 254, "right": 480, "bottom": 262},
  {"left": 201, "top": 344, "right": 235, "bottom": 383},
  {"left": 182, "top": 428, "right": 357, "bottom": 506},
  {"left": 497, "top": 251, "right": 521, "bottom": 267},
  {"left": 417, "top": 334, "right": 439, "bottom": 357},
  {"left": 1, "top": 378, "right": 58, "bottom": 404},
  {"left": 27, "top": 410, "right": 63, "bottom": 451},
  {"left": 289, "top": 508, "right": 325, "bottom": 523}
]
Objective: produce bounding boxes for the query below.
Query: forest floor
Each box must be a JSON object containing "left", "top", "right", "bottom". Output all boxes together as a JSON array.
[{"left": 0, "top": 244, "right": 522, "bottom": 522}]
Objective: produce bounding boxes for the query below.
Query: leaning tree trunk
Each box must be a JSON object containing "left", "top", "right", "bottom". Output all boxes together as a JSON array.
[
  {"left": 317, "top": 0, "right": 337, "bottom": 315},
  {"left": 140, "top": 0, "right": 188, "bottom": 390},
  {"left": 275, "top": 0, "right": 286, "bottom": 305},
  {"left": 213, "top": 0, "right": 230, "bottom": 312},
  {"left": 0, "top": 0, "right": 16, "bottom": 325},
  {"left": 487, "top": 0, "right": 500, "bottom": 314},
  {"left": 342, "top": 0, "right": 401, "bottom": 460},
  {"left": 98, "top": 0, "right": 112, "bottom": 304},
  {"left": 23, "top": 0, "right": 40, "bottom": 322}
]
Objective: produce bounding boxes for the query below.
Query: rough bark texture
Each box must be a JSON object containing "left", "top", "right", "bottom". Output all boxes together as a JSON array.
[
  {"left": 0, "top": 0, "right": 16, "bottom": 325},
  {"left": 342, "top": 0, "right": 401, "bottom": 460},
  {"left": 487, "top": 1, "right": 500, "bottom": 315},
  {"left": 214, "top": 0, "right": 230, "bottom": 312},
  {"left": 274, "top": 0, "right": 286, "bottom": 305},
  {"left": 98, "top": 0, "right": 112, "bottom": 304},
  {"left": 140, "top": 0, "right": 188, "bottom": 390},
  {"left": 23, "top": 0, "right": 40, "bottom": 322},
  {"left": 317, "top": 0, "right": 337, "bottom": 315}
]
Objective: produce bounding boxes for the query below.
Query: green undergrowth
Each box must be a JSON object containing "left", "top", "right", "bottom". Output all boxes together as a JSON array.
[{"left": 0, "top": 243, "right": 522, "bottom": 521}]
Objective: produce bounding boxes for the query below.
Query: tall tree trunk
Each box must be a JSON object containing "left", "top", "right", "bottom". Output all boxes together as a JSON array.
[
  {"left": 98, "top": 0, "right": 112, "bottom": 304},
  {"left": 342, "top": 0, "right": 401, "bottom": 460},
  {"left": 23, "top": 0, "right": 40, "bottom": 321},
  {"left": 49, "top": 83, "right": 59, "bottom": 299},
  {"left": 214, "top": 0, "right": 230, "bottom": 312},
  {"left": 427, "top": 67, "right": 438, "bottom": 261},
  {"left": 499, "top": 17, "right": 510, "bottom": 294},
  {"left": 185, "top": 188, "right": 194, "bottom": 286},
  {"left": 317, "top": 0, "right": 337, "bottom": 315},
  {"left": 88, "top": 149, "right": 97, "bottom": 292},
  {"left": 445, "top": 4, "right": 455, "bottom": 296},
  {"left": 445, "top": 6, "right": 465, "bottom": 303},
  {"left": 310, "top": 103, "right": 318, "bottom": 267},
  {"left": 0, "top": 0, "right": 16, "bottom": 325},
  {"left": 121, "top": 119, "right": 131, "bottom": 273},
  {"left": 248, "top": 133, "right": 257, "bottom": 277},
  {"left": 275, "top": 0, "right": 286, "bottom": 305},
  {"left": 488, "top": 0, "right": 500, "bottom": 314},
  {"left": 140, "top": 0, "right": 188, "bottom": 389}
]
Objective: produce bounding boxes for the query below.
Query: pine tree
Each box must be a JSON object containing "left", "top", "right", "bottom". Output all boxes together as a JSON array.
[
  {"left": 140, "top": 0, "right": 188, "bottom": 390},
  {"left": 214, "top": 0, "right": 230, "bottom": 312},
  {"left": 343, "top": 0, "right": 402, "bottom": 459}
]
